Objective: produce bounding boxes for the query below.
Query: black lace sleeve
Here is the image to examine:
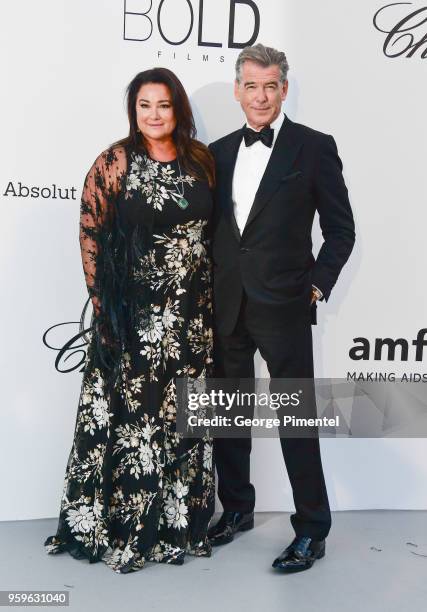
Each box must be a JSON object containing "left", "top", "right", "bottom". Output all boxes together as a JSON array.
[
  {"left": 79, "top": 147, "right": 128, "bottom": 376},
  {"left": 79, "top": 146, "right": 127, "bottom": 314}
]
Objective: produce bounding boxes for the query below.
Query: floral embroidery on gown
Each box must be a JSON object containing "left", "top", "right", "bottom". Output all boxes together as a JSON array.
[{"left": 44, "top": 146, "right": 215, "bottom": 573}]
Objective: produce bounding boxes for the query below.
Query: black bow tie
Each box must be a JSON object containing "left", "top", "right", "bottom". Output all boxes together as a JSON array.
[{"left": 243, "top": 125, "right": 274, "bottom": 148}]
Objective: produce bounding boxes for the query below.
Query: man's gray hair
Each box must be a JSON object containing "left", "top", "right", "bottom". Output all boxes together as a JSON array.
[{"left": 235, "top": 43, "right": 289, "bottom": 84}]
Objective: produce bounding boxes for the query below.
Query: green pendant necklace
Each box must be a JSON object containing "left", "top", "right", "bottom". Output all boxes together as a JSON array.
[{"left": 176, "top": 159, "right": 190, "bottom": 210}]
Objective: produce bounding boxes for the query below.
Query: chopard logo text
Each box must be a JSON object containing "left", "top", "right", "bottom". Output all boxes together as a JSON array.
[{"left": 373, "top": 2, "right": 427, "bottom": 57}]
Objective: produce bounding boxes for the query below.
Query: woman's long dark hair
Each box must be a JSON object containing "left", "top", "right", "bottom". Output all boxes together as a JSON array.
[{"left": 114, "top": 68, "right": 215, "bottom": 187}]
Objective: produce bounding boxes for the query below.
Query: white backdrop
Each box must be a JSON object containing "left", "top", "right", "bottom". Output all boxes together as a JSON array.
[{"left": 1, "top": 0, "right": 427, "bottom": 520}]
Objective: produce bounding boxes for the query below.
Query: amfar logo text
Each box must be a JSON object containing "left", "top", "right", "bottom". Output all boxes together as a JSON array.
[
  {"left": 124, "top": 0, "right": 260, "bottom": 48},
  {"left": 374, "top": 2, "right": 427, "bottom": 57},
  {"left": 349, "top": 329, "right": 427, "bottom": 361}
]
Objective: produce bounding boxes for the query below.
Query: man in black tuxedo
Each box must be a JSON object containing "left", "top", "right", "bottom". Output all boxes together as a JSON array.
[{"left": 207, "top": 44, "right": 355, "bottom": 572}]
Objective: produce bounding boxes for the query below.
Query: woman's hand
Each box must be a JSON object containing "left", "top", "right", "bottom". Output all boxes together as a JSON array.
[{"left": 91, "top": 296, "right": 101, "bottom": 317}]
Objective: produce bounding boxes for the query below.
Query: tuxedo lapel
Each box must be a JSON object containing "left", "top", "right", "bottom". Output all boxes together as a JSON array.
[
  {"left": 217, "top": 129, "right": 244, "bottom": 242},
  {"left": 243, "top": 116, "right": 303, "bottom": 233}
]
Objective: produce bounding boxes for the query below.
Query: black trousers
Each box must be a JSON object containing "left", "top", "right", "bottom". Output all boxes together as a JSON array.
[{"left": 213, "top": 293, "right": 332, "bottom": 540}]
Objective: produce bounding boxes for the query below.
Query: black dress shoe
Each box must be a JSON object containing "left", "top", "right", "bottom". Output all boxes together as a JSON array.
[
  {"left": 208, "top": 511, "right": 254, "bottom": 546},
  {"left": 272, "top": 536, "right": 325, "bottom": 573}
]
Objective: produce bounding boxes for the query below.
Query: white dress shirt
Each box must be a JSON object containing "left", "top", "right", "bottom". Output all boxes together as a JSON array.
[
  {"left": 232, "top": 112, "right": 285, "bottom": 235},
  {"left": 231, "top": 112, "right": 323, "bottom": 299}
]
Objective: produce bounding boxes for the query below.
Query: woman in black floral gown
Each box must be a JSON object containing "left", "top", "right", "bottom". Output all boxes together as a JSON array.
[{"left": 44, "top": 69, "right": 215, "bottom": 573}]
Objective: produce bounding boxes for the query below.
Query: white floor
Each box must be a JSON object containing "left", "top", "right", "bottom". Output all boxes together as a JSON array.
[{"left": 1, "top": 511, "right": 426, "bottom": 612}]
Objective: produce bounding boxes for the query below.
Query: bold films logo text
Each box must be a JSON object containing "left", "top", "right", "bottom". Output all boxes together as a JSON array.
[{"left": 123, "top": 0, "right": 261, "bottom": 63}]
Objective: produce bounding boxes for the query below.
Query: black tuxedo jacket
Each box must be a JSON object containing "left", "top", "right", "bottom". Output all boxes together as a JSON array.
[{"left": 209, "top": 115, "right": 355, "bottom": 336}]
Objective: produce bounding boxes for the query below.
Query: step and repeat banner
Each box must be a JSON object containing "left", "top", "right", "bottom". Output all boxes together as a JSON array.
[{"left": 1, "top": 0, "right": 426, "bottom": 519}]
